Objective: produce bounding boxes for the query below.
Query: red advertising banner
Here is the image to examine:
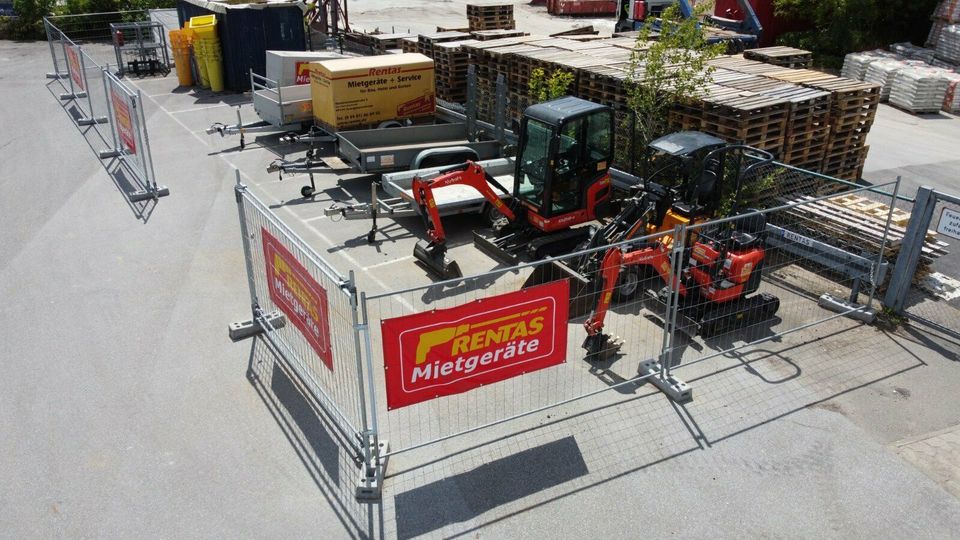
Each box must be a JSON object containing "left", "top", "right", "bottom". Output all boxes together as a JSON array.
[
  {"left": 66, "top": 45, "right": 84, "bottom": 91},
  {"left": 262, "top": 228, "right": 333, "bottom": 370},
  {"left": 110, "top": 87, "right": 137, "bottom": 154},
  {"left": 381, "top": 280, "right": 569, "bottom": 410},
  {"left": 294, "top": 61, "right": 311, "bottom": 85}
]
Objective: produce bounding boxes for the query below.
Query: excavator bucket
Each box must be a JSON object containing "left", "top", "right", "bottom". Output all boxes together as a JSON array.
[
  {"left": 523, "top": 259, "right": 598, "bottom": 319},
  {"left": 413, "top": 240, "right": 463, "bottom": 280}
]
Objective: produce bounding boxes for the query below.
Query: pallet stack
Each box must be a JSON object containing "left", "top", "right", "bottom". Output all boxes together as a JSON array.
[
  {"left": 471, "top": 29, "right": 528, "bottom": 41},
  {"left": 780, "top": 194, "right": 948, "bottom": 286},
  {"left": 433, "top": 40, "right": 480, "bottom": 103},
  {"left": 744, "top": 46, "right": 813, "bottom": 68},
  {"left": 467, "top": 3, "right": 515, "bottom": 31},
  {"left": 416, "top": 31, "right": 472, "bottom": 58},
  {"left": 806, "top": 77, "right": 880, "bottom": 182}
]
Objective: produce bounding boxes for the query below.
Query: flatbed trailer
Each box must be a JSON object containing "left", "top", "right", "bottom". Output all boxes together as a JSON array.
[{"left": 336, "top": 123, "right": 502, "bottom": 173}]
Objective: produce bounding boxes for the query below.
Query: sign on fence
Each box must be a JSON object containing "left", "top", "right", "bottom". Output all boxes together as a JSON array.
[
  {"left": 66, "top": 44, "right": 84, "bottom": 91},
  {"left": 262, "top": 227, "right": 334, "bottom": 369},
  {"left": 937, "top": 207, "right": 960, "bottom": 240},
  {"left": 381, "top": 280, "right": 570, "bottom": 410},
  {"left": 109, "top": 84, "right": 137, "bottom": 154}
]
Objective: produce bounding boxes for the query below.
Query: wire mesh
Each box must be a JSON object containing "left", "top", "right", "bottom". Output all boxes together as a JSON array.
[
  {"left": 239, "top": 189, "right": 368, "bottom": 439},
  {"left": 362, "top": 227, "right": 680, "bottom": 456},
  {"left": 670, "top": 180, "right": 899, "bottom": 375},
  {"left": 902, "top": 197, "right": 960, "bottom": 335}
]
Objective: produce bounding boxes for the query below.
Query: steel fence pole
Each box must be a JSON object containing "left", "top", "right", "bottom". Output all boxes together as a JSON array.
[
  {"left": 135, "top": 89, "right": 159, "bottom": 193},
  {"left": 659, "top": 225, "right": 684, "bottom": 379},
  {"left": 348, "top": 271, "right": 373, "bottom": 475},
  {"left": 868, "top": 176, "right": 901, "bottom": 309},
  {"left": 60, "top": 38, "right": 76, "bottom": 100},
  {"left": 358, "top": 291, "right": 383, "bottom": 497},
  {"left": 884, "top": 186, "right": 936, "bottom": 312},
  {"left": 44, "top": 20, "right": 64, "bottom": 79},
  {"left": 99, "top": 67, "right": 121, "bottom": 158},
  {"left": 234, "top": 171, "right": 261, "bottom": 317}
]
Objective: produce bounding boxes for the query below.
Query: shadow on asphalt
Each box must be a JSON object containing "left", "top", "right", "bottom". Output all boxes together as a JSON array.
[{"left": 247, "top": 336, "right": 384, "bottom": 540}]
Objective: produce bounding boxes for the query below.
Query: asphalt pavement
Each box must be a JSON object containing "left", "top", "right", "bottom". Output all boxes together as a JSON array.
[{"left": 3, "top": 35, "right": 960, "bottom": 539}]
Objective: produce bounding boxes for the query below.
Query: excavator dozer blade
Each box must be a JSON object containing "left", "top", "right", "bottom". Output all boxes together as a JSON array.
[
  {"left": 472, "top": 231, "right": 519, "bottom": 266},
  {"left": 414, "top": 240, "right": 463, "bottom": 281},
  {"left": 523, "top": 259, "right": 597, "bottom": 319}
]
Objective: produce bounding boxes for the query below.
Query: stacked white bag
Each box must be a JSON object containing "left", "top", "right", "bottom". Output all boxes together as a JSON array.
[
  {"left": 941, "top": 71, "right": 960, "bottom": 112},
  {"left": 890, "top": 66, "right": 952, "bottom": 113},
  {"left": 864, "top": 58, "right": 927, "bottom": 101},
  {"left": 841, "top": 49, "right": 897, "bottom": 80},
  {"left": 936, "top": 25, "right": 960, "bottom": 63}
]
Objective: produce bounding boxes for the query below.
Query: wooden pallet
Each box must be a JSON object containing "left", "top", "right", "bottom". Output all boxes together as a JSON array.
[{"left": 744, "top": 46, "right": 813, "bottom": 69}]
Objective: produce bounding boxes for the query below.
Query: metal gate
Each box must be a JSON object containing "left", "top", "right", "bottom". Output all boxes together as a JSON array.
[{"left": 885, "top": 187, "right": 960, "bottom": 338}]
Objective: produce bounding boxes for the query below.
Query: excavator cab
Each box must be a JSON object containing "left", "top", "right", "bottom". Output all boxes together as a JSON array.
[{"left": 514, "top": 97, "right": 614, "bottom": 227}]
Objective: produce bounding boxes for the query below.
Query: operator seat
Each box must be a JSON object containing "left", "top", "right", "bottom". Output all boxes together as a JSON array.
[
  {"left": 671, "top": 167, "right": 718, "bottom": 218},
  {"left": 729, "top": 210, "right": 766, "bottom": 250}
]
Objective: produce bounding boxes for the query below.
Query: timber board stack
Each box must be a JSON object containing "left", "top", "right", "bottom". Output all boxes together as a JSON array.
[
  {"left": 467, "top": 3, "right": 516, "bottom": 31},
  {"left": 779, "top": 194, "right": 948, "bottom": 286},
  {"left": 744, "top": 46, "right": 814, "bottom": 68}
]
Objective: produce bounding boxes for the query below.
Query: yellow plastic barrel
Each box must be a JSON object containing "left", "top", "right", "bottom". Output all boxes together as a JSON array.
[
  {"left": 188, "top": 14, "right": 217, "bottom": 39},
  {"left": 194, "top": 39, "right": 210, "bottom": 88},
  {"left": 168, "top": 30, "right": 194, "bottom": 86}
]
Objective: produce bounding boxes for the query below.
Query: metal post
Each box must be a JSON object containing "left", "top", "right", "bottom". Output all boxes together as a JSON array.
[
  {"left": 234, "top": 171, "right": 261, "bottom": 317},
  {"left": 356, "top": 291, "right": 386, "bottom": 500},
  {"left": 466, "top": 65, "right": 477, "bottom": 141},
  {"left": 666, "top": 225, "right": 685, "bottom": 378},
  {"left": 135, "top": 88, "right": 163, "bottom": 195},
  {"left": 495, "top": 73, "right": 506, "bottom": 145},
  {"left": 348, "top": 272, "right": 372, "bottom": 468},
  {"left": 44, "top": 20, "right": 66, "bottom": 79},
  {"left": 658, "top": 225, "right": 683, "bottom": 379},
  {"left": 867, "top": 176, "right": 900, "bottom": 310},
  {"left": 884, "top": 185, "right": 936, "bottom": 312},
  {"left": 60, "top": 38, "right": 77, "bottom": 100},
  {"left": 98, "top": 67, "right": 122, "bottom": 159}
]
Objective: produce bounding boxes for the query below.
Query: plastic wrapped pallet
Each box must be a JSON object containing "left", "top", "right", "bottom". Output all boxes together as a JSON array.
[
  {"left": 841, "top": 49, "right": 897, "bottom": 80},
  {"left": 936, "top": 24, "right": 960, "bottom": 63},
  {"left": 942, "top": 71, "right": 960, "bottom": 112},
  {"left": 889, "top": 42, "right": 937, "bottom": 62},
  {"left": 864, "top": 58, "right": 925, "bottom": 101},
  {"left": 934, "top": 0, "right": 960, "bottom": 23},
  {"left": 889, "top": 66, "right": 951, "bottom": 113}
]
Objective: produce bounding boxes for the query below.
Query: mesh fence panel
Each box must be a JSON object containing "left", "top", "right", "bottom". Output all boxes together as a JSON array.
[
  {"left": 902, "top": 197, "right": 960, "bottom": 333},
  {"left": 239, "top": 189, "right": 368, "bottom": 438}
]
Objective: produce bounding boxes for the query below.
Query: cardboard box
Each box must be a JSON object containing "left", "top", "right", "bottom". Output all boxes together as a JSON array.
[
  {"left": 265, "top": 50, "right": 345, "bottom": 86},
  {"left": 311, "top": 53, "right": 436, "bottom": 131}
]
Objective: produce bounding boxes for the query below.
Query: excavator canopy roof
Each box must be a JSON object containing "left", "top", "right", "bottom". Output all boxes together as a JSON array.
[
  {"left": 523, "top": 96, "right": 612, "bottom": 127},
  {"left": 648, "top": 131, "right": 727, "bottom": 157}
]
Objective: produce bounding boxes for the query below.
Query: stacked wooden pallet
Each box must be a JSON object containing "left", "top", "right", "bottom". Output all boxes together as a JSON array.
[
  {"left": 416, "top": 31, "right": 472, "bottom": 58},
  {"left": 471, "top": 29, "right": 528, "bottom": 41},
  {"left": 467, "top": 3, "right": 515, "bottom": 31},
  {"left": 399, "top": 36, "right": 419, "bottom": 53},
  {"left": 780, "top": 194, "right": 948, "bottom": 285},
  {"left": 744, "top": 46, "right": 813, "bottom": 68},
  {"left": 799, "top": 76, "right": 880, "bottom": 182},
  {"left": 433, "top": 40, "right": 480, "bottom": 103}
]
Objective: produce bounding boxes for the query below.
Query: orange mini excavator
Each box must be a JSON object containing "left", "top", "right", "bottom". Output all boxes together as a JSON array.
[{"left": 411, "top": 96, "right": 616, "bottom": 279}]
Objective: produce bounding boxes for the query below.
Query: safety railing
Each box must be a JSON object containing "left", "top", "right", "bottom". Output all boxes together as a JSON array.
[
  {"left": 231, "top": 159, "right": 902, "bottom": 501},
  {"left": 44, "top": 13, "right": 169, "bottom": 203}
]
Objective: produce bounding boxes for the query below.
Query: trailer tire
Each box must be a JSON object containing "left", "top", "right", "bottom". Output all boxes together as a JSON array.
[{"left": 301, "top": 185, "right": 315, "bottom": 198}]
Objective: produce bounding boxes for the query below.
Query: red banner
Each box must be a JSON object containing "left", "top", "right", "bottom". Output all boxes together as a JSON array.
[
  {"left": 110, "top": 87, "right": 136, "bottom": 154},
  {"left": 295, "top": 61, "right": 311, "bottom": 85},
  {"left": 262, "top": 228, "right": 333, "bottom": 370},
  {"left": 66, "top": 45, "right": 84, "bottom": 91},
  {"left": 381, "top": 280, "right": 569, "bottom": 410}
]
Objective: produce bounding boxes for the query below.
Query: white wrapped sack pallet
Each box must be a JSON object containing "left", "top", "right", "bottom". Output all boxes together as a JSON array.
[
  {"left": 890, "top": 42, "right": 937, "bottom": 62},
  {"left": 841, "top": 49, "right": 897, "bottom": 80},
  {"left": 942, "top": 71, "right": 960, "bottom": 112},
  {"left": 864, "top": 58, "right": 926, "bottom": 101},
  {"left": 936, "top": 24, "right": 960, "bottom": 63},
  {"left": 890, "top": 66, "right": 951, "bottom": 113}
]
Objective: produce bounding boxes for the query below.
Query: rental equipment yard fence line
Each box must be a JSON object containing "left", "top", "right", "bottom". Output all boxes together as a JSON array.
[
  {"left": 43, "top": 12, "right": 169, "bottom": 202},
  {"left": 232, "top": 161, "right": 902, "bottom": 500}
]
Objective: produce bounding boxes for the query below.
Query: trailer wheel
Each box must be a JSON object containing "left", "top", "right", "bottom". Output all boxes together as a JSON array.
[{"left": 301, "top": 185, "right": 315, "bottom": 198}]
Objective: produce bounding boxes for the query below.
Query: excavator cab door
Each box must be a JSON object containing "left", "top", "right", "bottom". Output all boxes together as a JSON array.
[{"left": 515, "top": 97, "right": 613, "bottom": 225}]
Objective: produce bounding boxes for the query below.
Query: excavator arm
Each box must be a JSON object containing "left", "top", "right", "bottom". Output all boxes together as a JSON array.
[{"left": 411, "top": 161, "right": 515, "bottom": 280}]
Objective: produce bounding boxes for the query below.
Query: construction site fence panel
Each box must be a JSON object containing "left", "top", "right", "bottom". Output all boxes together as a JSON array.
[
  {"left": 234, "top": 180, "right": 382, "bottom": 495},
  {"left": 359, "top": 174, "right": 900, "bottom": 458},
  {"left": 885, "top": 187, "right": 960, "bottom": 339}
]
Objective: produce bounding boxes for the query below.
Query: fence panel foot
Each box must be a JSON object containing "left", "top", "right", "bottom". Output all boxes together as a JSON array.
[
  {"left": 47, "top": 72, "right": 69, "bottom": 79},
  {"left": 128, "top": 185, "right": 171, "bottom": 202},
  {"left": 228, "top": 311, "right": 286, "bottom": 342},
  {"left": 818, "top": 293, "right": 877, "bottom": 323},
  {"left": 77, "top": 116, "right": 109, "bottom": 126},
  {"left": 639, "top": 360, "right": 693, "bottom": 403},
  {"left": 355, "top": 439, "right": 389, "bottom": 501},
  {"left": 59, "top": 91, "right": 87, "bottom": 100}
]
